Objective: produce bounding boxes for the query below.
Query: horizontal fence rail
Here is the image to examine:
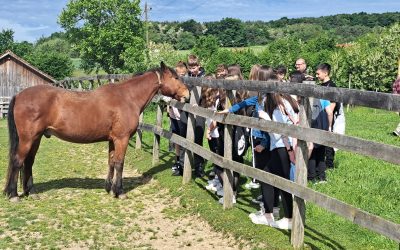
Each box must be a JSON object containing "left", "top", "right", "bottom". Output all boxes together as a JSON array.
[
  {"left": 169, "top": 100, "right": 400, "bottom": 165},
  {"left": 183, "top": 77, "right": 400, "bottom": 112},
  {"left": 139, "top": 122, "right": 400, "bottom": 243}
]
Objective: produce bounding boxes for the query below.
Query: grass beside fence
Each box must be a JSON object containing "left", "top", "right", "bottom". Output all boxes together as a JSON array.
[{"left": 0, "top": 106, "right": 399, "bottom": 249}]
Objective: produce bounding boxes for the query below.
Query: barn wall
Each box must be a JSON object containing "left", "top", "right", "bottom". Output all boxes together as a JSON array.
[{"left": 0, "top": 57, "right": 52, "bottom": 98}]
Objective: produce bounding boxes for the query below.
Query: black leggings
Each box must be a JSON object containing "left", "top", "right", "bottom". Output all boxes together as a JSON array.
[
  {"left": 261, "top": 147, "right": 293, "bottom": 218},
  {"left": 308, "top": 146, "right": 326, "bottom": 181},
  {"left": 215, "top": 124, "right": 240, "bottom": 194}
]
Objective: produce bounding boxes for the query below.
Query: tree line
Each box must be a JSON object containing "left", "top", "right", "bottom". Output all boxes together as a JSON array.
[{"left": 149, "top": 12, "right": 400, "bottom": 50}]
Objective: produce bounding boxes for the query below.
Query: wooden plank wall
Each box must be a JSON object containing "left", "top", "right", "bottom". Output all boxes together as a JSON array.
[{"left": 0, "top": 57, "right": 52, "bottom": 98}]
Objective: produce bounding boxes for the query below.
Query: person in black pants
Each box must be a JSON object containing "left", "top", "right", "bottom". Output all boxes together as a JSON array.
[{"left": 172, "top": 54, "right": 206, "bottom": 177}]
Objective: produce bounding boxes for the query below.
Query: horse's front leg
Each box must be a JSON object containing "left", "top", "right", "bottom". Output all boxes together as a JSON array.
[
  {"left": 105, "top": 141, "right": 115, "bottom": 194},
  {"left": 111, "top": 138, "right": 129, "bottom": 199}
]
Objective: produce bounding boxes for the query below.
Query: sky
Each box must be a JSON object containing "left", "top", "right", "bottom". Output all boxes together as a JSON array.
[{"left": 0, "top": 0, "right": 399, "bottom": 43}]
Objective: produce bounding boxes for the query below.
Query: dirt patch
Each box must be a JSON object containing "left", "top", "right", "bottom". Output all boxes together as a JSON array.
[{"left": 89, "top": 169, "right": 251, "bottom": 250}]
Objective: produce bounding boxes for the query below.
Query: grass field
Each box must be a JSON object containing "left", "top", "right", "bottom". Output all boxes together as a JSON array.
[{"left": 0, "top": 106, "right": 399, "bottom": 249}]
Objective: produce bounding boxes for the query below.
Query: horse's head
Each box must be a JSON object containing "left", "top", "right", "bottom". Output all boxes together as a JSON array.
[{"left": 158, "top": 62, "right": 189, "bottom": 102}]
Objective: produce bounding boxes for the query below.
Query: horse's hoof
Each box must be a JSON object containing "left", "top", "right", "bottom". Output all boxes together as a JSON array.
[
  {"left": 118, "top": 194, "right": 128, "bottom": 200},
  {"left": 9, "top": 197, "right": 20, "bottom": 203}
]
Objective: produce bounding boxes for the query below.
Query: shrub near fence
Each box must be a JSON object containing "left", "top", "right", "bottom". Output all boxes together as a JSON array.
[{"left": 53, "top": 75, "right": 400, "bottom": 248}]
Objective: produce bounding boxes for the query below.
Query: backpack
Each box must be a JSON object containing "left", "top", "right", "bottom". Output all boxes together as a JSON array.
[
  {"left": 311, "top": 98, "right": 329, "bottom": 131},
  {"left": 232, "top": 126, "right": 250, "bottom": 157},
  {"left": 311, "top": 98, "right": 329, "bottom": 148}
]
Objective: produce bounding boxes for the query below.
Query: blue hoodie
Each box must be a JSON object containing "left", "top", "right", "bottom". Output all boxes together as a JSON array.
[{"left": 228, "top": 95, "right": 269, "bottom": 148}]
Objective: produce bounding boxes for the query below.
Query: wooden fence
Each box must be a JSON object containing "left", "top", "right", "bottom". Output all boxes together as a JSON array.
[
  {"left": 40, "top": 75, "right": 400, "bottom": 247},
  {"left": 0, "top": 96, "right": 11, "bottom": 118}
]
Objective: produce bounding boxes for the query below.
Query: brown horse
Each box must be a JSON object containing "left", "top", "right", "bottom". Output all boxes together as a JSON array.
[{"left": 4, "top": 62, "right": 189, "bottom": 201}]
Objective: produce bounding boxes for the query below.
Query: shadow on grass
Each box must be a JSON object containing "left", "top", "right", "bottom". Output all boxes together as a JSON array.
[
  {"left": 34, "top": 151, "right": 174, "bottom": 195},
  {"left": 304, "top": 225, "right": 345, "bottom": 250},
  {"left": 35, "top": 175, "right": 149, "bottom": 195}
]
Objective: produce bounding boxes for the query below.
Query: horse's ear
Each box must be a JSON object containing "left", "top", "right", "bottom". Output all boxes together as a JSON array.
[{"left": 160, "top": 61, "right": 167, "bottom": 72}]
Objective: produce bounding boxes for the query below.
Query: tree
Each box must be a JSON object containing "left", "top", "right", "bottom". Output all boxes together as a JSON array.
[
  {"left": 58, "top": 0, "right": 146, "bottom": 73},
  {"left": 12, "top": 41, "right": 34, "bottom": 58},
  {"left": 179, "top": 19, "right": 203, "bottom": 37},
  {"left": 175, "top": 31, "right": 196, "bottom": 50},
  {"left": 192, "top": 35, "right": 219, "bottom": 63},
  {"left": 0, "top": 29, "right": 14, "bottom": 53},
  {"left": 26, "top": 51, "right": 74, "bottom": 80},
  {"left": 205, "top": 18, "right": 247, "bottom": 47}
]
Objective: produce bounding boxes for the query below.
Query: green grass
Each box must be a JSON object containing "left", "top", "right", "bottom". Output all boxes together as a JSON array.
[{"left": 0, "top": 106, "right": 399, "bottom": 249}]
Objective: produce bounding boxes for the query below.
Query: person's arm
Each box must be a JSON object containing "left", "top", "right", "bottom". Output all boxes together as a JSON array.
[
  {"left": 325, "top": 102, "right": 336, "bottom": 131},
  {"left": 217, "top": 96, "right": 257, "bottom": 114}
]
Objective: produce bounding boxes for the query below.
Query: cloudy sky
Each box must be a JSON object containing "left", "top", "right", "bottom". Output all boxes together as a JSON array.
[{"left": 1, "top": 0, "right": 399, "bottom": 42}]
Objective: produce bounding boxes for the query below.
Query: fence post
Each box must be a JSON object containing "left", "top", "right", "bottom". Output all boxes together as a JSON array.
[
  {"left": 222, "top": 90, "right": 235, "bottom": 209},
  {"left": 182, "top": 86, "right": 201, "bottom": 184},
  {"left": 291, "top": 96, "right": 311, "bottom": 248},
  {"left": 136, "top": 113, "right": 143, "bottom": 149},
  {"left": 152, "top": 103, "right": 163, "bottom": 166},
  {"left": 89, "top": 80, "right": 94, "bottom": 90}
]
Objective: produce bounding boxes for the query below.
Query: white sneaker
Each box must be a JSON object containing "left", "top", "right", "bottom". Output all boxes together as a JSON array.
[
  {"left": 273, "top": 218, "right": 292, "bottom": 230},
  {"left": 207, "top": 177, "right": 220, "bottom": 186},
  {"left": 205, "top": 183, "right": 218, "bottom": 192},
  {"left": 250, "top": 213, "right": 276, "bottom": 226},
  {"left": 273, "top": 207, "right": 280, "bottom": 220},
  {"left": 245, "top": 181, "right": 260, "bottom": 189},
  {"left": 249, "top": 209, "right": 265, "bottom": 220},
  {"left": 218, "top": 196, "right": 236, "bottom": 204}
]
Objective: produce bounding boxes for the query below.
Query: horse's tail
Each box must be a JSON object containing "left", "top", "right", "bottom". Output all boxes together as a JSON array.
[{"left": 4, "top": 96, "right": 19, "bottom": 194}]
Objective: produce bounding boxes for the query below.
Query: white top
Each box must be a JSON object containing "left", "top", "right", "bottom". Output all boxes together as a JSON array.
[
  {"left": 258, "top": 99, "right": 296, "bottom": 150},
  {"left": 206, "top": 101, "right": 219, "bottom": 138}
]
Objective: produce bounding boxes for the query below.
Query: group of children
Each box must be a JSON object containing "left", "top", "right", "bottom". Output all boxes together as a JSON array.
[{"left": 166, "top": 55, "right": 345, "bottom": 230}]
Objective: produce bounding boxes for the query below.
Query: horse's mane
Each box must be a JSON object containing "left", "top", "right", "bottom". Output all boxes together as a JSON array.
[{"left": 134, "top": 66, "right": 179, "bottom": 79}]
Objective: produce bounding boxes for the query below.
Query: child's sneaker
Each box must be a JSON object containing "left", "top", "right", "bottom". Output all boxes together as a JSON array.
[
  {"left": 273, "top": 207, "right": 280, "bottom": 220},
  {"left": 245, "top": 181, "right": 260, "bottom": 189},
  {"left": 273, "top": 218, "right": 292, "bottom": 230}
]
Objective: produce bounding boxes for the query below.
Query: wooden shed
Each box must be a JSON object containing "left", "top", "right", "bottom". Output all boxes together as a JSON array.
[{"left": 0, "top": 50, "right": 56, "bottom": 98}]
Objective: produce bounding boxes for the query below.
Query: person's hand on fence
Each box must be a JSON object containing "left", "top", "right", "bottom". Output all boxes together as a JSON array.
[
  {"left": 216, "top": 109, "right": 229, "bottom": 114},
  {"left": 254, "top": 145, "right": 265, "bottom": 153}
]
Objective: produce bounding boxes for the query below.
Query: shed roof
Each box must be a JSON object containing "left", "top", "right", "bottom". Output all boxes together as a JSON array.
[{"left": 0, "top": 50, "right": 56, "bottom": 83}]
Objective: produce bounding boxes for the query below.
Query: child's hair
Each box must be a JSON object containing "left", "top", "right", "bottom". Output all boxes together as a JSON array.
[
  {"left": 176, "top": 60, "right": 187, "bottom": 69},
  {"left": 175, "top": 61, "right": 188, "bottom": 75},
  {"left": 205, "top": 73, "right": 216, "bottom": 80},
  {"left": 216, "top": 64, "right": 228, "bottom": 76},
  {"left": 202, "top": 87, "right": 218, "bottom": 108},
  {"left": 290, "top": 70, "right": 306, "bottom": 83},
  {"left": 257, "top": 65, "right": 276, "bottom": 81},
  {"left": 257, "top": 66, "right": 277, "bottom": 108},
  {"left": 316, "top": 63, "right": 331, "bottom": 75},
  {"left": 227, "top": 64, "right": 243, "bottom": 80},
  {"left": 188, "top": 54, "right": 200, "bottom": 66},
  {"left": 249, "top": 64, "right": 261, "bottom": 80},
  {"left": 274, "top": 65, "right": 287, "bottom": 76}
]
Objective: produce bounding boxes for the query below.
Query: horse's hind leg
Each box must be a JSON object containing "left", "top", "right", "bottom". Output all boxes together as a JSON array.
[
  {"left": 22, "top": 136, "right": 42, "bottom": 198},
  {"left": 105, "top": 141, "right": 115, "bottom": 193},
  {"left": 111, "top": 138, "right": 129, "bottom": 199},
  {"left": 4, "top": 138, "right": 33, "bottom": 200}
]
